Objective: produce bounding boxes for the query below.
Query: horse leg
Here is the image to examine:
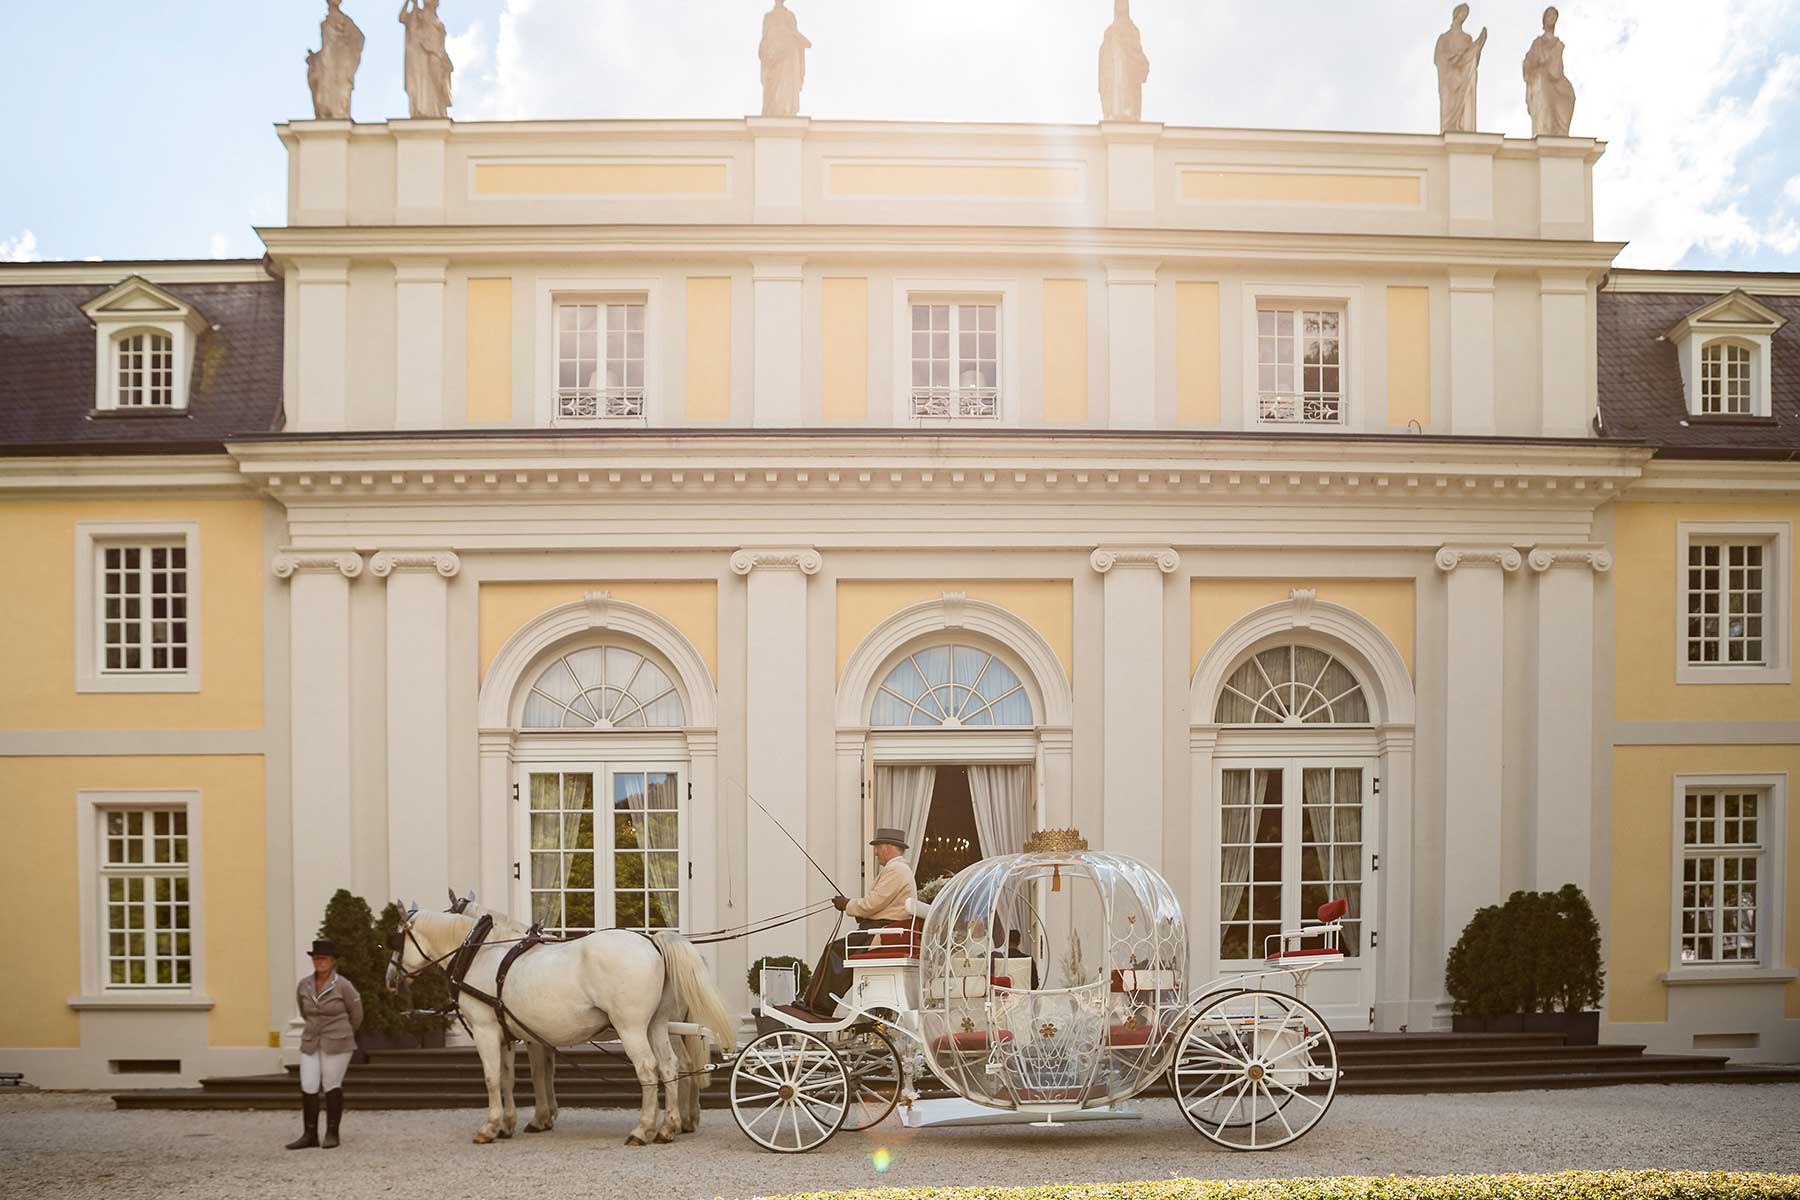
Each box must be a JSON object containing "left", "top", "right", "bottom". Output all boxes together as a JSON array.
[
  {"left": 679, "top": 1034, "right": 706, "bottom": 1134},
  {"left": 471, "top": 1024, "right": 508, "bottom": 1144},
  {"left": 524, "top": 1041, "right": 555, "bottom": 1133},
  {"left": 650, "top": 1023, "right": 682, "bottom": 1144},
  {"left": 498, "top": 1040, "right": 519, "bottom": 1138},
  {"left": 615, "top": 1028, "right": 663, "bottom": 1147}
]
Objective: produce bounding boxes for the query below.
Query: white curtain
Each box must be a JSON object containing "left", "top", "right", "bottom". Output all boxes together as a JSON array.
[
  {"left": 1218, "top": 770, "right": 1254, "bottom": 955},
  {"left": 969, "top": 764, "right": 1034, "bottom": 938},
  {"left": 874, "top": 765, "right": 936, "bottom": 870}
]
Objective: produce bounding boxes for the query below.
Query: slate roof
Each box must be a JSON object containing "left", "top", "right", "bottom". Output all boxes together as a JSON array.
[
  {"left": 1597, "top": 287, "right": 1800, "bottom": 458},
  {"left": 0, "top": 270, "right": 284, "bottom": 453}
]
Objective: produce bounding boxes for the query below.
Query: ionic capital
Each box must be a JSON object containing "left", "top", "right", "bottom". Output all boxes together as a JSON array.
[
  {"left": 1527, "top": 545, "right": 1614, "bottom": 574},
  {"left": 272, "top": 550, "right": 364, "bottom": 580},
  {"left": 730, "top": 548, "right": 823, "bottom": 576},
  {"left": 1090, "top": 546, "right": 1180, "bottom": 575},
  {"left": 369, "top": 550, "right": 462, "bottom": 579},
  {"left": 1434, "top": 545, "right": 1522, "bottom": 573}
]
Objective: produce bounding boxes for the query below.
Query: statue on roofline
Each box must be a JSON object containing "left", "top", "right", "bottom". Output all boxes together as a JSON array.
[
  {"left": 1098, "top": 0, "right": 1149, "bottom": 122},
  {"left": 1434, "top": 4, "right": 1487, "bottom": 134},
  {"left": 760, "top": 0, "right": 811, "bottom": 118},
  {"left": 398, "top": 0, "right": 454, "bottom": 120},
  {"left": 1522, "top": 5, "right": 1577, "bottom": 137},
  {"left": 307, "top": 0, "right": 365, "bottom": 121}
]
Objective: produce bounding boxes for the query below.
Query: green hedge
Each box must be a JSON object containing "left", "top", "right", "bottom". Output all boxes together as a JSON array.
[{"left": 761, "top": 1171, "right": 1800, "bottom": 1200}]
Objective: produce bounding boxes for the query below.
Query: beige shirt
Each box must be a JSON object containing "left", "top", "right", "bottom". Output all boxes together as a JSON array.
[
  {"left": 296, "top": 973, "right": 363, "bottom": 1056},
  {"left": 846, "top": 855, "right": 917, "bottom": 922}
]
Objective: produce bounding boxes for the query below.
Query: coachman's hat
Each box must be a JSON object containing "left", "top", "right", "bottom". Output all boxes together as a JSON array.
[
  {"left": 869, "top": 827, "right": 909, "bottom": 850},
  {"left": 309, "top": 939, "right": 340, "bottom": 958}
]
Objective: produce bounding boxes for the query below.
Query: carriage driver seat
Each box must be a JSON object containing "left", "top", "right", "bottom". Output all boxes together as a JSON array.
[{"left": 1264, "top": 898, "right": 1349, "bottom": 964}]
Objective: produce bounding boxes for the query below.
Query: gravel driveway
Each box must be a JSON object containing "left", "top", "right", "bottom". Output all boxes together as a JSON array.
[{"left": 3, "top": 1085, "right": 1797, "bottom": 1200}]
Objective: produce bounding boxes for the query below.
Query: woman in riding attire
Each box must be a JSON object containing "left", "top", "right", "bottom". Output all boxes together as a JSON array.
[{"left": 287, "top": 939, "right": 363, "bottom": 1150}]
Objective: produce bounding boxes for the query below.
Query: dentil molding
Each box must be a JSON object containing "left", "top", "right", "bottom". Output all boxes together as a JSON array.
[
  {"left": 730, "top": 548, "right": 823, "bottom": 576},
  {"left": 1527, "top": 545, "right": 1614, "bottom": 573},
  {"left": 369, "top": 550, "right": 462, "bottom": 579},
  {"left": 1090, "top": 546, "right": 1181, "bottom": 574},
  {"left": 271, "top": 550, "right": 364, "bottom": 579},
  {"left": 1434, "top": 545, "right": 1523, "bottom": 573}
]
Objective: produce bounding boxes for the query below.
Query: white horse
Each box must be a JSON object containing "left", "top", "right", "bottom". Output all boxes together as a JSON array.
[
  {"left": 388, "top": 907, "right": 736, "bottom": 1146},
  {"left": 453, "top": 899, "right": 718, "bottom": 1137}
]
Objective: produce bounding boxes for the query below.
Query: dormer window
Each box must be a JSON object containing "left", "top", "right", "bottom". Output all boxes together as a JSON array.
[
  {"left": 1666, "top": 290, "right": 1786, "bottom": 420},
  {"left": 1699, "top": 340, "right": 1752, "bottom": 415},
  {"left": 81, "top": 276, "right": 208, "bottom": 414}
]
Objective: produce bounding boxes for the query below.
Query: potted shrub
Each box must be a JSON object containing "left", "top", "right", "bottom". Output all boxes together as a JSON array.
[{"left": 1446, "top": 886, "right": 1603, "bottom": 1044}]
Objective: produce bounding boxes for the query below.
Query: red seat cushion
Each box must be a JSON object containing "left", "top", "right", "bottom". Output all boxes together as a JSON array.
[
  {"left": 1316, "top": 898, "right": 1349, "bottom": 923},
  {"left": 1106, "top": 1023, "right": 1160, "bottom": 1047},
  {"left": 930, "top": 1029, "right": 1015, "bottom": 1052},
  {"left": 848, "top": 918, "right": 924, "bottom": 961}
]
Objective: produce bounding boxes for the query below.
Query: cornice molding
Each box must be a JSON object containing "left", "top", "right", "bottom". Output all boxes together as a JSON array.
[
  {"left": 1090, "top": 546, "right": 1180, "bottom": 574},
  {"left": 1434, "top": 545, "right": 1523, "bottom": 573},
  {"left": 1528, "top": 545, "right": 1614, "bottom": 573},
  {"left": 0, "top": 456, "right": 252, "bottom": 497},
  {"left": 369, "top": 550, "right": 462, "bottom": 578},
  {"left": 271, "top": 550, "right": 364, "bottom": 579},
  {"left": 730, "top": 547, "right": 823, "bottom": 576}
]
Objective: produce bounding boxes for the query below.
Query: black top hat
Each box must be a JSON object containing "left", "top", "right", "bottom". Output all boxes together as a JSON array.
[
  {"left": 309, "top": 939, "right": 340, "bottom": 959},
  {"left": 869, "top": 827, "right": 909, "bottom": 850}
]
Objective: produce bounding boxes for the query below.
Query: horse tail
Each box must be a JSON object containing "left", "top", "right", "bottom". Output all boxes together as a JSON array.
[{"left": 653, "top": 931, "right": 739, "bottom": 1056}]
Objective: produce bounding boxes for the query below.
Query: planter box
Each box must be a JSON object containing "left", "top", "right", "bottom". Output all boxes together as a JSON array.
[{"left": 1452, "top": 1011, "right": 1599, "bottom": 1044}]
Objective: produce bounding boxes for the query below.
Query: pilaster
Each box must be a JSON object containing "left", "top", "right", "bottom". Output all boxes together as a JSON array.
[
  {"left": 286, "top": 121, "right": 351, "bottom": 227},
  {"left": 1448, "top": 270, "right": 1496, "bottom": 436},
  {"left": 685, "top": 728, "right": 721, "bottom": 957},
  {"left": 748, "top": 117, "right": 808, "bottom": 224},
  {"left": 392, "top": 259, "right": 449, "bottom": 430},
  {"left": 294, "top": 259, "right": 351, "bottom": 431},
  {"left": 1091, "top": 547, "right": 1179, "bottom": 867},
  {"left": 1539, "top": 270, "right": 1592, "bottom": 438},
  {"left": 1105, "top": 259, "right": 1159, "bottom": 428},
  {"left": 1100, "top": 121, "right": 1162, "bottom": 226},
  {"left": 1442, "top": 133, "right": 1501, "bottom": 236},
  {"left": 390, "top": 118, "right": 451, "bottom": 225},
  {"left": 752, "top": 258, "right": 806, "bottom": 427},
  {"left": 1529, "top": 545, "right": 1612, "bottom": 894}
]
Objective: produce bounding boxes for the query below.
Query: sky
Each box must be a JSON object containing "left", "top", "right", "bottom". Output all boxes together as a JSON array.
[{"left": 2, "top": 0, "right": 1798, "bottom": 269}]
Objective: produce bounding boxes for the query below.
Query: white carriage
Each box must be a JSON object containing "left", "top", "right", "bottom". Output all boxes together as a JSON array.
[{"left": 730, "top": 830, "right": 1345, "bottom": 1153}]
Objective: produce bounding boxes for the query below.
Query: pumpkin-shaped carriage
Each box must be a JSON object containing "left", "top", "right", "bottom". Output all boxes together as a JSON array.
[{"left": 731, "top": 830, "right": 1344, "bottom": 1153}]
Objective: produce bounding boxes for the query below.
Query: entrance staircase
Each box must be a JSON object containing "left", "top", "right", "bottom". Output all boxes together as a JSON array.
[{"left": 112, "top": 1031, "right": 1799, "bottom": 1110}]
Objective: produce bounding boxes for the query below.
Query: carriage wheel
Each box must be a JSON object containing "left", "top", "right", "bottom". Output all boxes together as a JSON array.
[
  {"left": 730, "top": 1029, "right": 850, "bottom": 1153},
  {"left": 1170, "top": 989, "right": 1338, "bottom": 1151},
  {"left": 837, "top": 1026, "right": 902, "bottom": 1131}
]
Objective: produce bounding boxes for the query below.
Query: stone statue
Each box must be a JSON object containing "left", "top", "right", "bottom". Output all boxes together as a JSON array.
[
  {"left": 1522, "top": 5, "right": 1576, "bottom": 136},
  {"left": 759, "top": 0, "right": 811, "bottom": 118},
  {"left": 398, "top": 0, "right": 454, "bottom": 120},
  {"left": 1098, "top": 0, "right": 1150, "bottom": 122},
  {"left": 306, "top": 0, "right": 365, "bottom": 121},
  {"left": 1433, "top": 4, "right": 1487, "bottom": 133}
]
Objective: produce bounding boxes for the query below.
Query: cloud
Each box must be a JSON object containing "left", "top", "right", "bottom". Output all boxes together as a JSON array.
[
  {"left": 209, "top": 232, "right": 232, "bottom": 259},
  {"left": 2, "top": 230, "right": 40, "bottom": 263}
]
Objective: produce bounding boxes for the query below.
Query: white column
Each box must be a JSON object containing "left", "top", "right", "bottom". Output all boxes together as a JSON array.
[
  {"left": 272, "top": 551, "right": 362, "bottom": 980},
  {"left": 1529, "top": 546, "right": 1611, "bottom": 894},
  {"left": 1106, "top": 260, "right": 1159, "bottom": 428},
  {"left": 393, "top": 259, "right": 448, "bottom": 430},
  {"left": 752, "top": 259, "right": 806, "bottom": 427},
  {"left": 1448, "top": 270, "right": 1496, "bottom": 436},
  {"left": 1186, "top": 726, "right": 1220, "bottom": 983},
  {"left": 1435, "top": 545, "right": 1519, "bottom": 946},
  {"left": 391, "top": 118, "right": 450, "bottom": 225},
  {"left": 834, "top": 731, "right": 867, "bottom": 903},
  {"left": 686, "top": 729, "right": 721, "bottom": 964},
  {"left": 1091, "top": 547, "right": 1179, "bottom": 866},
  {"left": 370, "top": 551, "right": 459, "bottom": 907},
  {"left": 1375, "top": 728, "right": 1418, "bottom": 1031},
  {"left": 1539, "top": 271, "right": 1592, "bottom": 438},
  {"left": 477, "top": 731, "right": 513, "bottom": 914},
  {"left": 1038, "top": 726, "right": 1074, "bottom": 832},
  {"left": 295, "top": 259, "right": 350, "bottom": 431},
  {"left": 732, "top": 548, "right": 822, "bottom": 959}
]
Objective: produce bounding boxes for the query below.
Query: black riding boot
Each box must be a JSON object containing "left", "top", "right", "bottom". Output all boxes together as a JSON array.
[
  {"left": 322, "top": 1088, "right": 344, "bottom": 1149},
  {"left": 285, "top": 1092, "right": 320, "bottom": 1149}
]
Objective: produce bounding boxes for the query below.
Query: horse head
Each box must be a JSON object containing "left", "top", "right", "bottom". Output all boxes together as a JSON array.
[{"left": 385, "top": 898, "right": 422, "bottom": 993}]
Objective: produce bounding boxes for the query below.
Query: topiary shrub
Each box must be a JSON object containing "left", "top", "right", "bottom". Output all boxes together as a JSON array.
[
  {"left": 317, "top": 889, "right": 405, "bottom": 1037},
  {"left": 1445, "top": 901, "right": 1513, "bottom": 1017},
  {"left": 1446, "top": 885, "right": 1605, "bottom": 1017},
  {"left": 747, "top": 954, "right": 812, "bottom": 998},
  {"left": 1549, "top": 883, "right": 1605, "bottom": 1013}
]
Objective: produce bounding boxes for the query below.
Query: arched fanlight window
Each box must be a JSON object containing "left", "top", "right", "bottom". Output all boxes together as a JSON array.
[
  {"left": 870, "top": 644, "right": 1033, "bottom": 727},
  {"left": 521, "top": 646, "right": 685, "bottom": 729},
  {"left": 1215, "top": 644, "right": 1370, "bottom": 725}
]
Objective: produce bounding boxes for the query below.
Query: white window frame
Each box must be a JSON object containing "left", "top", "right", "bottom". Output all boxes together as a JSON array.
[
  {"left": 1698, "top": 338, "right": 1756, "bottom": 416},
  {"left": 1239, "top": 283, "right": 1366, "bottom": 431},
  {"left": 110, "top": 328, "right": 179, "bottom": 409},
  {"left": 74, "top": 522, "right": 201, "bottom": 694},
  {"left": 82, "top": 277, "right": 206, "bottom": 414},
  {"left": 890, "top": 278, "right": 1020, "bottom": 426},
  {"left": 72, "top": 790, "right": 211, "bottom": 1009},
  {"left": 1675, "top": 521, "right": 1791, "bottom": 686},
  {"left": 533, "top": 276, "right": 663, "bottom": 427},
  {"left": 1665, "top": 773, "right": 1788, "bottom": 984}
]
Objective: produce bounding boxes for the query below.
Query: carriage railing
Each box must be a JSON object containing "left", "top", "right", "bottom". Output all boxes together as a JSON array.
[{"left": 1261, "top": 918, "right": 1346, "bottom": 966}]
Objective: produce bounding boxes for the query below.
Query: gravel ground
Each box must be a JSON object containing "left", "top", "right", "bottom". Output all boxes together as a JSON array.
[{"left": 2, "top": 1086, "right": 1797, "bottom": 1200}]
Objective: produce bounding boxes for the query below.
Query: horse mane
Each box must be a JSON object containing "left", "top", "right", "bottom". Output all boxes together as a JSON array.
[{"left": 410, "top": 909, "right": 476, "bottom": 950}]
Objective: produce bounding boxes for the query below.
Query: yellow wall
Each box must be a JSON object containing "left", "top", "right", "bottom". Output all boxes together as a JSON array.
[
  {"left": 479, "top": 581, "right": 719, "bottom": 683},
  {"left": 1613, "top": 501, "right": 1800, "bottom": 723},
  {"left": 836, "top": 581, "right": 1074, "bottom": 684},
  {"left": 821, "top": 278, "right": 870, "bottom": 423},
  {"left": 683, "top": 277, "right": 733, "bottom": 422},
  {"left": 829, "top": 163, "right": 1082, "bottom": 199},
  {"left": 1180, "top": 169, "right": 1421, "bottom": 207},
  {"left": 1609, "top": 745, "right": 1800, "bottom": 1023},
  {"left": 1386, "top": 286, "right": 1431, "bottom": 429},
  {"left": 1176, "top": 282, "right": 1222, "bottom": 425},
  {"left": 0, "top": 755, "right": 267, "bottom": 1049},
  {"left": 1041, "top": 280, "right": 1089, "bottom": 423},
  {"left": 1190, "top": 579, "right": 1415, "bottom": 676},
  {"left": 466, "top": 277, "right": 514, "bottom": 423},
  {"left": 474, "top": 161, "right": 729, "bottom": 196},
  {"left": 0, "top": 499, "right": 264, "bottom": 731}
]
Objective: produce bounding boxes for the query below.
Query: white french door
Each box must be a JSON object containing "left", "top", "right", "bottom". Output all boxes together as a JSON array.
[
  {"left": 1215, "top": 757, "right": 1377, "bottom": 1028},
  {"left": 517, "top": 762, "right": 685, "bottom": 936}
]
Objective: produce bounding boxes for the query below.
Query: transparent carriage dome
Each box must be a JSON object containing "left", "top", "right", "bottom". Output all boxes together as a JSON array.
[{"left": 918, "top": 834, "right": 1187, "bottom": 1112}]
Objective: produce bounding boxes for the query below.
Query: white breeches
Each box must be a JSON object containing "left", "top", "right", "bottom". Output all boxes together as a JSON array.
[{"left": 299, "top": 1051, "right": 352, "bottom": 1094}]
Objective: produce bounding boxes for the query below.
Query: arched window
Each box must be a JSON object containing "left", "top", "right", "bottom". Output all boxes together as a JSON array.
[
  {"left": 871, "top": 644, "right": 1032, "bottom": 727},
  {"left": 520, "top": 646, "right": 685, "bottom": 729},
  {"left": 1700, "top": 341, "right": 1753, "bottom": 415},
  {"left": 1215, "top": 643, "right": 1370, "bottom": 725},
  {"left": 115, "top": 331, "right": 175, "bottom": 408}
]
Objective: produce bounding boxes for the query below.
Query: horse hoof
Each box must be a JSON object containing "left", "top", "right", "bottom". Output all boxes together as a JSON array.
[
  {"left": 625, "top": 1135, "right": 646, "bottom": 1147},
  {"left": 524, "top": 1123, "right": 548, "bottom": 1135},
  {"left": 473, "top": 1133, "right": 496, "bottom": 1145},
  {"left": 498, "top": 1129, "right": 514, "bottom": 1140},
  {"left": 654, "top": 1132, "right": 675, "bottom": 1145}
]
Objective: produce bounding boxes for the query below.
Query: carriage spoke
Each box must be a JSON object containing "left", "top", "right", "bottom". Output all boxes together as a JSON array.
[
  {"left": 1212, "top": 1078, "right": 1251, "bottom": 1137},
  {"left": 1265, "top": 1071, "right": 1327, "bottom": 1112},
  {"left": 1263, "top": 1079, "right": 1300, "bottom": 1140},
  {"left": 1261, "top": 1030, "right": 1326, "bottom": 1069}
]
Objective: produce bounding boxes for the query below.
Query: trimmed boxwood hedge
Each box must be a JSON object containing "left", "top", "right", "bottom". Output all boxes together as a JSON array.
[{"left": 763, "top": 1171, "right": 1800, "bottom": 1200}]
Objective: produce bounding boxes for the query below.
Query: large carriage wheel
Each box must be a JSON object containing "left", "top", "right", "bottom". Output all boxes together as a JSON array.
[
  {"left": 730, "top": 1029, "right": 850, "bottom": 1153},
  {"left": 837, "top": 1026, "right": 902, "bottom": 1131},
  {"left": 1170, "top": 989, "right": 1338, "bottom": 1151}
]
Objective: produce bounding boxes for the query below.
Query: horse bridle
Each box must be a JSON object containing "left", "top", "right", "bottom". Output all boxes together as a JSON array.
[{"left": 386, "top": 905, "right": 466, "bottom": 987}]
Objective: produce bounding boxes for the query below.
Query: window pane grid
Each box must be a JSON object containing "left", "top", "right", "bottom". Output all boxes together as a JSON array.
[
  {"left": 528, "top": 772, "right": 596, "bottom": 938},
  {"left": 910, "top": 302, "right": 999, "bottom": 419},
  {"left": 1685, "top": 541, "right": 1766, "bottom": 666},
  {"left": 1700, "top": 343, "right": 1751, "bottom": 415},
  {"left": 117, "top": 332, "right": 175, "bottom": 407},
  {"left": 1680, "top": 789, "right": 1763, "bottom": 965},
  {"left": 1300, "top": 767, "right": 1363, "bottom": 957},
  {"left": 1219, "top": 767, "right": 1283, "bottom": 961},
  {"left": 101, "top": 808, "right": 191, "bottom": 988},
  {"left": 101, "top": 542, "right": 189, "bottom": 674},
  {"left": 555, "top": 302, "right": 646, "bottom": 420},
  {"left": 1257, "top": 307, "right": 1342, "bottom": 425},
  {"left": 612, "top": 771, "right": 681, "bottom": 932}
]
